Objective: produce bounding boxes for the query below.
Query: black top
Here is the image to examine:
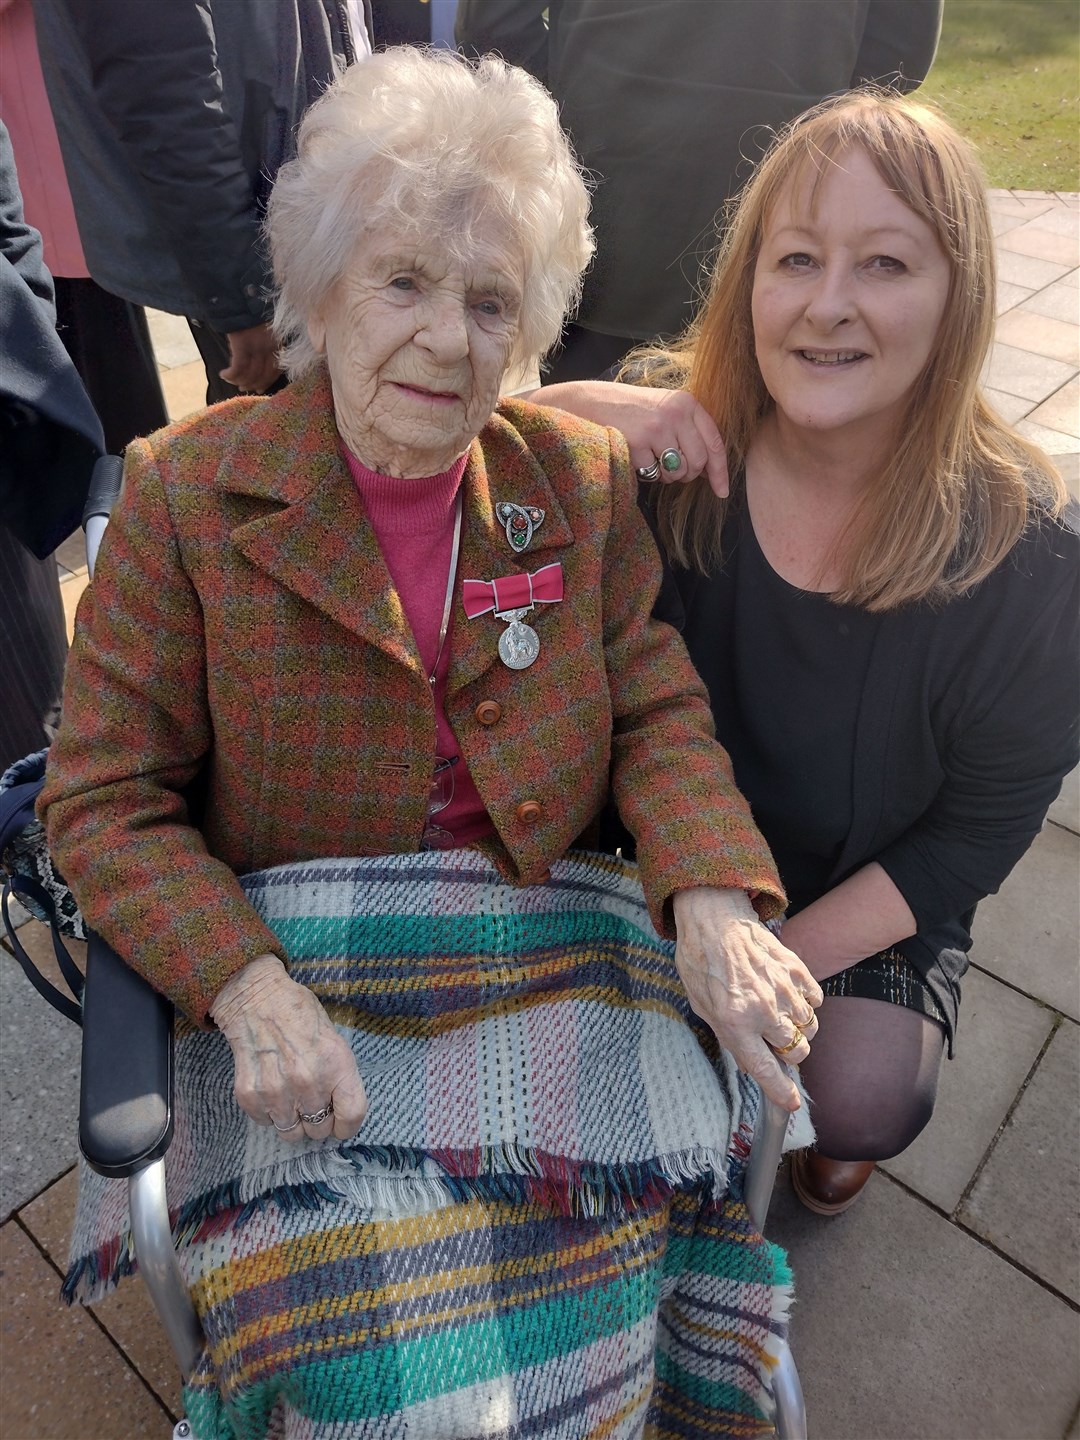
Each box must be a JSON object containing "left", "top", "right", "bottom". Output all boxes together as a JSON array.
[
  {"left": 684, "top": 500, "right": 880, "bottom": 911},
  {"left": 642, "top": 488, "right": 1080, "bottom": 1043}
]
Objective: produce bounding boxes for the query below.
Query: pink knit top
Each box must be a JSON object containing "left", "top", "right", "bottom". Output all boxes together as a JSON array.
[{"left": 344, "top": 447, "right": 495, "bottom": 847}]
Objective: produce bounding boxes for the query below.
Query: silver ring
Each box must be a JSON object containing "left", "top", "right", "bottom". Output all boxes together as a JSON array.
[
  {"left": 660, "top": 447, "right": 682, "bottom": 473},
  {"left": 635, "top": 461, "right": 661, "bottom": 481},
  {"left": 271, "top": 1113, "right": 302, "bottom": 1133},
  {"left": 299, "top": 1101, "right": 334, "bottom": 1126}
]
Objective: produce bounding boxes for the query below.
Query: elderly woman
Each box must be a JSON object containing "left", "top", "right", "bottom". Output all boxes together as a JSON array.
[
  {"left": 539, "top": 91, "right": 1079, "bottom": 1215},
  {"left": 42, "top": 49, "right": 821, "bottom": 1440}
]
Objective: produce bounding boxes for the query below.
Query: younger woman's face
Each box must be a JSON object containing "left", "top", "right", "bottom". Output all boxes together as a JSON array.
[{"left": 751, "top": 147, "right": 952, "bottom": 454}]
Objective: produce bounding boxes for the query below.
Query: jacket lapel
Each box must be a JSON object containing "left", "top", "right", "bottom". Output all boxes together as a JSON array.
[
  {"left": 224, "top": 379, "right": 576, "bottom": 687},
  {"left": 449, "top": 411, "right": 575, "bottom": 696},
  {"left": 227, "top": 374, "right": 421, "bottom": 675}
]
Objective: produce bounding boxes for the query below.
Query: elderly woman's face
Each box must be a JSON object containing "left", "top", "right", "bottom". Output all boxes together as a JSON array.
[{"left": 308, "top": 216, "right": 525, "bottom": 476}]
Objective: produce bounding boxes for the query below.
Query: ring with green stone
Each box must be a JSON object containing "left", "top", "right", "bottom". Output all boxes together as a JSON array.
[{"left": 660, "top": 447, "right": 682, "bottom": 472}]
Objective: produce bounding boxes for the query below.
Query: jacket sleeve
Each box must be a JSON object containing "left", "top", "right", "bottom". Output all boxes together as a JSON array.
[
  {"left": 0, "top": 119, "right": 103, "bottom": 554},
  {"left": 853, "top": 0, "right": 942, "bottom": 91},
  {"left": 455, "top": 0, "right": 553, "bottom": 80},
  {"left": 58, "top": 0, "right": 271, "bottom": 331},
  {"left": 601, "top": 427, "right": 786, "bottom": 934},
  {"left": 39, "top": 437, "right": 288, "bottom": 1023},
  {"left": 875, "top": 533, "right": 1079, "bottom": 929}
]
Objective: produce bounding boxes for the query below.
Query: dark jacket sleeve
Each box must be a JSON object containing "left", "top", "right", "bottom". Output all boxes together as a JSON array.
[
  {"left": 876, "top": 516, "right": 1079, "bottom": 928},
  {"left": 455, "top": 0, "right": 553, "bottom": 79},
  {"left": 59, "top": 0, "right": 271, "bottom": 332},
  {"left": 853, "top": 0, "right": 942, "bottom": 91},
  {"left": 0, "top": 120, "right": 103, "bottom": 556}
]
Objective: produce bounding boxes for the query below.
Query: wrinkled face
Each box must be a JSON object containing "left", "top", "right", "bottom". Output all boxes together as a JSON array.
[
  {"left": 751, "top": 147, "right": 951, "bottom": 454},
  {"left": 308, "top": 217, "right": 524, "bottom": 476}
]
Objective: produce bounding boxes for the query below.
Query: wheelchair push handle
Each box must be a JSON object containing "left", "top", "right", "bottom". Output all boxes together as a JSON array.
[{"left": 82, "top": 453, "right": 123, "bottom": 577}]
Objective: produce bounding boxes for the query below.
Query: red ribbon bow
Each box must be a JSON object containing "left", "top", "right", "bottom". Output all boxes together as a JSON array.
[{"left": 462, "top": 563, "right": 564, "bottom": 618}]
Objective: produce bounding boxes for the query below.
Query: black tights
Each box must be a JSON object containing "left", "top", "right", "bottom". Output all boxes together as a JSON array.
[{"left": 797, "top": 995, "right": 946, "bottom": 1162}]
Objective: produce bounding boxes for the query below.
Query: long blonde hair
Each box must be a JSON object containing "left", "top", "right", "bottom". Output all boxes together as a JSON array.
[{"left": 634, "top": 90, "right": 1066, "bottom": 611}]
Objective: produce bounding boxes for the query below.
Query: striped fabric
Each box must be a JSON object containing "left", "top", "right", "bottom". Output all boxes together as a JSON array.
[{"left": 66, "top": 851, "right": 811, "bottom": 1439}]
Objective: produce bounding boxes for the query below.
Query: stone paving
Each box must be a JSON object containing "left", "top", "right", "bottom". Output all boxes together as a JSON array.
[{"left": 0, "top": 190, "right": 1077, "bottom": 1439}]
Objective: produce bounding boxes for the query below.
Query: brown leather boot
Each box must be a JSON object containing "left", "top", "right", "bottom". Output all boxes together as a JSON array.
[{"left": 791, "top": 1150, "right": 875, "bottom": 1215}]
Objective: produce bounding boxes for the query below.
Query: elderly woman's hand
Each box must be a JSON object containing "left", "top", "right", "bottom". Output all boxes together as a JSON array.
[
  {"left": 535, "top": 381, "right": 729, "bottom": 497},
  {"left": 672, "top": 888, "right": 823, "bottom": 1112},
  {"left": 210, "top": 955, "right": 368, "bottom": 1142}
]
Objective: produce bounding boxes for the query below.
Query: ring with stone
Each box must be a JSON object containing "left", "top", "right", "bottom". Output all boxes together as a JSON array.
[
  {"left": 635, "top": 461, "right": 662, "bottom": 481},
  {"left": 271, "top": 1112, "right": 302, "bottom": 1133},
  {"left": 299, "top": 1101, "right": 334, "bottom": 1126},
  {"left": 659, "top": 447, "right": 683, "bottom": 472}
]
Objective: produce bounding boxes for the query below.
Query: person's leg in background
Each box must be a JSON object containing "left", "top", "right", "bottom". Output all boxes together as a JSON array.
[{"left": 54, "top": 276, "right": 169, "bottom": 451}]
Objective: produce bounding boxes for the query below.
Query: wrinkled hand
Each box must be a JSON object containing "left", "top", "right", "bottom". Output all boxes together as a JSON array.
[
  {"left": 538, "top": 381, "right": 729, "bottom": 496},
  {"left": 219, "top": 322, "right": 283, "bottom": 394},
  {"left": 673, "top": 888, "right": 823, "bottom": 1111},
  {"left": 210, "top": 954, "right": 367, "bottom": 1143}
]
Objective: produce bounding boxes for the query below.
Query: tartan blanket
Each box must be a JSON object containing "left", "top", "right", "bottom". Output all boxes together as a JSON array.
[{"left": 65, "top": 850, "right": 812, "bottom": 1439}]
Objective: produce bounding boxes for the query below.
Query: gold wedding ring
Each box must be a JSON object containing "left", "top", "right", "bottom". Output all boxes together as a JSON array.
[{"left": 772, "top": 1032, "right": 805, "bottom": 1056}]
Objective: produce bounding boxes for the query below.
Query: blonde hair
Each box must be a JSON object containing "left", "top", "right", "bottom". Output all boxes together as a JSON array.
[
  {"left": 635, "top": 90, "right": 1066, "bottom": 611},
  {"left": 267, "top": 47, "right": 594, "bottom": 378}
]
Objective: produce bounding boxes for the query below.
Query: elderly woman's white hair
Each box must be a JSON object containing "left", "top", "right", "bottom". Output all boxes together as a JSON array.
[{"left": 267, "top": 46, "right": 594, "bottom": 377}]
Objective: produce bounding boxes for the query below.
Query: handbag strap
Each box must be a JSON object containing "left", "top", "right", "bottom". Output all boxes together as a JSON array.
[{"left": 2, "top": 875, "right": 83, "bottom": 1026}]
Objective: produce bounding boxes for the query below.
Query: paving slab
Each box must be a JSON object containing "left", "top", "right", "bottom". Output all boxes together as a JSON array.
[
  {"left": 984, "top": 386, "right": 1034, "bottom": 425},
  {"left": 1020, "top": 276, "right": 1080, "bottom": 325},
  {"left": 1027, "top": 375, "right": 1080, "bottom": 437},
  {"left": 959, "top": 1019, "right": 1080, "bottom": 1306},
  {"left": 1017, "top": 416, "right": 1080, "bottom": 455},
  {"left": 999, "top": 222, "right": 1080, "bottom": 269},
  {"left": 21, "top": 1168, "right": 183, "bottom": 1419},
  {"left": 0, "top": 1220, "right": 173, "bottom": 1439},
  {"left": 995, "top": 308, "right": 1079, "bottom": 368},
  {"left": 162, "top": 359, "right": 209, "bottom": 422},
  {"left": 880, "top": 966, "right": 1054, "bottom": 1214},
  {"left": 982, "top": 342, "right": 1076, "bottom": 404},
  {"left": 996, "top": 248, "right": 1073, "bottom": 293},
  {"left": 53, "top": 530, "right": 87, "bottom": 578},
  {"left": 995, "top": 278, "right": 1034, "bottom": 315},
  {"left": 769, "top": 1171, "right": 1080, "bottom": 1440},
  {"left": 971, "top": 823, "right": 1080, "bottom": 1022},
  {"left": 0, "top": 949, "right": 82, "bottom": 1223},
  {"left": 145, "top": 307, "right": 200, "bottom": 370},
  {"left": 988, "top": 195, "right": 1059, "bottom": 221},
  {"left": 1017, "top": 206, "right": 1080, "bottom": 240}
]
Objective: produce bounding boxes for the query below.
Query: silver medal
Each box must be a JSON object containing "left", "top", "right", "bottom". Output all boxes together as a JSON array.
[{"left": 496, "top": 608, "right": 540, "bottom": 670}]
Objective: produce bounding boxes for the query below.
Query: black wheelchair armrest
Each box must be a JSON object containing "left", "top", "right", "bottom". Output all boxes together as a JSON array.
[{"left": 79, "top": 930, "right": 174, "bottom": 1178}]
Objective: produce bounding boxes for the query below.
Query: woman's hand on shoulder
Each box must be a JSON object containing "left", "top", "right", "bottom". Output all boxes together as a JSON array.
[
  {"left": 531, "top": 381, "right": 729, "bottom": 497},
  {"left": 672, "top": 888, "right": 823, "bottom": 1112},
  {"left": 210, "top": 954, "right": 367, "bottom": 1143}
]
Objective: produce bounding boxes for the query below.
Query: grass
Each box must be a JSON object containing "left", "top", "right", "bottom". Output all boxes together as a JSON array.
[{"left": 920, "top": 0, "right": 1079, "bottom": 189}]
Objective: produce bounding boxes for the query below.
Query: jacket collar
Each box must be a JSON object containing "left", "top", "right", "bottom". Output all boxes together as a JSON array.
[{"left": 225, "top": 372, "right": 574, "bottom": 685}]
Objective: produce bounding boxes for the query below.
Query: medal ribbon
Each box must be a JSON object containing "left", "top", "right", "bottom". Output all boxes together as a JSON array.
[{"left": 461, "top": 563, "right": 563, "bottom": 618}]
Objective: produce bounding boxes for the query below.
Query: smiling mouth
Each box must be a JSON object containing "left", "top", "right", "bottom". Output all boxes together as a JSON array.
[
  {"left": 392, "top": 382, "right": 460, "bottom": 402},
  {"left": 797, "top": 350, "right": 867, "bottom": 365}
]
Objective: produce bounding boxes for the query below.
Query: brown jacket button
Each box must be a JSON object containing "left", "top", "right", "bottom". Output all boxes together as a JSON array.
[
  {"left": 516, "top": 800, "right": 543, "bottom": 826},
  {"left": 475, "top": 700, "right": 502, "bottom": 726}
]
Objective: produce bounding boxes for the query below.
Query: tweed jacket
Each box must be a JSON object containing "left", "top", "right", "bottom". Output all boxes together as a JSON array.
[{"left": 41, "top": 372, "right": 784, "bottom": 1023}]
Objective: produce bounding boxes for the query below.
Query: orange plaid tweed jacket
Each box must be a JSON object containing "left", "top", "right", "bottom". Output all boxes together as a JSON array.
[{"left": 41, "top": 373, "right": 784, "bottom": 1022}]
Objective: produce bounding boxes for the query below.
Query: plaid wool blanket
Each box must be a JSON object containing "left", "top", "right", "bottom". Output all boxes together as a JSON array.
[{"left": 65, "top": 851, "right": 812, "bottom": 1439}]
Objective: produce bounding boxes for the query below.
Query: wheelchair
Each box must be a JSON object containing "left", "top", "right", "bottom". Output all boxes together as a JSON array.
[{"left": 29, "top": 466, "right": 811, "bottom": 1440}]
